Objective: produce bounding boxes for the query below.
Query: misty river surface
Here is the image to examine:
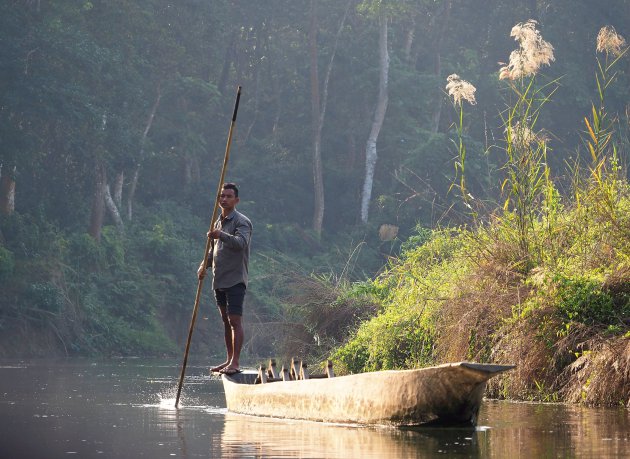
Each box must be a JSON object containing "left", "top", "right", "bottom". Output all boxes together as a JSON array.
[{"left": 1, "top": 360, "right": 628, "bottom": 458}]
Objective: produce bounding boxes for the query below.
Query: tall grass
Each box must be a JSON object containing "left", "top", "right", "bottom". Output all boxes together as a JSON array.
[
  {"left": 577, "top": 26, "right": 629, "bottom": 233},
  {"left": 496, "top": 20, "right": 559, "bottom": 271},
  {"left": 446, "top": 74, "right": 477, "bottom": 213}
]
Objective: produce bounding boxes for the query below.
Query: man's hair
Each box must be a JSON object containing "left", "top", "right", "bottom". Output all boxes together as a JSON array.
[{"left": 222, "top": 182, "right": 239, "bottom": 197}]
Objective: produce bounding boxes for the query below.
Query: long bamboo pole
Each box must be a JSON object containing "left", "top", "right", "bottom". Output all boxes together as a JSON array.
[{"left": 175, "top": 86, "right": 242, "bottom": 407}]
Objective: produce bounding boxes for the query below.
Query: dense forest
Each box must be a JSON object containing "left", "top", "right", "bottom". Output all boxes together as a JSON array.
[{"left": 1, "top": 1, "right": 629, "bottom": 404}]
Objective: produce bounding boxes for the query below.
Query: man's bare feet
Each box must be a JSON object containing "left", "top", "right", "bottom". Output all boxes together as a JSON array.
[
  {"left": 210, "top": 362, "right": 229, "bottom": 373},
  {"left": 220, "top": 366, "right": 242, "bottom": 375}
]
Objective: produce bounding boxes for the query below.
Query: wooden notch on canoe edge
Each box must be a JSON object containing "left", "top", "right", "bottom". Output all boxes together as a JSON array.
[
  {"left": 255, "top": 363, "right": 283, "bottom": 384},
  {"left": 267, "top": 359, "right": 277, "bottom": 379},
  {"left": 306, "top": 360, "right": 335, "bottom": 379},
  {"left": 290, "top": 357, "right": 300, "bottom": 380},
  {"left": 256, "top": 364, "right": 268, "bottom": 384},
  {"left": 299, "top": 361, "right": 309, "bottom": 380},
  {"left": 255, "top": 359, "right": 334, "bottom": 383}
]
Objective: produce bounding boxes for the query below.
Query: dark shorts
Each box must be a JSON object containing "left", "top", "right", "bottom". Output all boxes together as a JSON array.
[{"left": 214, "top": 283, "right": 246, "bottom": 316}]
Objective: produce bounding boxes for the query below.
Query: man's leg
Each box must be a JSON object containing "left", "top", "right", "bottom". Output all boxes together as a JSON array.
[
  {"left": 219, "top": 305, "right": 234, "bottom": 360},
  {"left": 210, "top": 293, "right": 231, "bottom": 373},
  {"left": 221, "top": 283, "right": 246, "bottom": 373},
  {"left": 225, "top": 314, "right": 243, "bottom": 371}
]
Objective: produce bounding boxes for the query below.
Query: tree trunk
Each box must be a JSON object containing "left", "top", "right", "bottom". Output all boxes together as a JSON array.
[
  {"left": 346, "top": 131, "right": 357, "bottom": 171},
  {"left": 127, "top": 165, "right": 139, "bottom": 221},
  {"left": 191, "top": 155, "right": 200, "bottom": 183},
  {"left": 218, "top": 31, "right": 237, "bottom": 95},
  {"left": 88, "top": 160, "right": 106, "bottom": 242},
  {"left": 113, "top": 171, "right": 124, "bottom": 208},
  {"left": 183, "top": 152, "right": 192, "bottom": 187},
  {"left": 360, "top": 14, "right": 389, "bottom": 224},
  {"left": 430, "top": 52, "right": 444, "bottom": 134},
  {"left": 244, "top": 25, "right": 265, "bottom": 143},
  {"left": 271, "top": 56, "right": 282, "bottom": 140},
  {"left": 0, "top": 165, "right": 16, "bottom": 216},
  {"left": 403, "top": 19, "right": 415, "bottom": 63},
  {"left": 104, "top": 184, "right": 124, "bottom": 233},
  {"left": 127, "top": 83, "right": 162, "bottom": 221},
  {"left": 430, "top": 0, "right": 452, "bottom": 134},
  {"left": 309, "top": 0, "right": 351, "bottom": 235},
  {"left": 309, "top": 0, "right": 325, "bottom": 235}
]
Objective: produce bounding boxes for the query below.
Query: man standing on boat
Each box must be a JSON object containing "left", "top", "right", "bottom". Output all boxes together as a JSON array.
[{"left": 197, "top": 182, "right": 252, "bottom": 375}]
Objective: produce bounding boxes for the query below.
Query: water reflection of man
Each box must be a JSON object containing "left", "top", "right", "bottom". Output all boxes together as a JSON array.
[{"left": 197, "top": 182, "right": 252, "bottom": 375}]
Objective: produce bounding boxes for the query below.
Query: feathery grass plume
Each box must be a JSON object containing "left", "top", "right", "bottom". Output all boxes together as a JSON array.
[
  {"left": 597, "top": 26, "right": 627, "bottom": 56},
  {"left": 497, "top": 20, "right": 559, "bottom": 267},
  {"left": 499, "top": 20, "right": 555, "bottom": 80},
  {"left": 505, "top": 121, "right": 542, "bottom": 148},
  {"left": 446, "top": 74, "right": 476, "bottom": 106},
  {"left": 446, "top": 74, "right": 477, "bottom": 215}
]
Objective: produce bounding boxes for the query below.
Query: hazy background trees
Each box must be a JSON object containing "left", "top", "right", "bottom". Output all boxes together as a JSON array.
[{"left": 0, "top": 0, "right": 628, "bottom": 357}]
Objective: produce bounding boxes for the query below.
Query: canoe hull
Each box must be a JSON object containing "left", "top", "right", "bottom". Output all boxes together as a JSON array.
[{"left": 221, "top": 362, "right": 513, "bottom": 427}]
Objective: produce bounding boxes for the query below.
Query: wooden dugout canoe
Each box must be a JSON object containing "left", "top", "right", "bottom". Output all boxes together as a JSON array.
[{"left": 221, "top": 362, "right": 514, "bottom": 427}]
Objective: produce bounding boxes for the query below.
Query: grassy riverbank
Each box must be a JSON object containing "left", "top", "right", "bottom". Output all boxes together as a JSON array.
[{"left": 329, "top": 186, "right": 629, "bottom": 406}]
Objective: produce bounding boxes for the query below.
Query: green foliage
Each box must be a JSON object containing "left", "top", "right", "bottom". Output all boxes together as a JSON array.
[
  {"left": 333, "top": 228, "right": 469, "bottom": 372},
  {"left": 67, "top": 233, "right": 107, "bottom": 273},
  {"left": 554, "top": 276, "right": 624, "bottom": 326},
  {"left": 332, "top": 337, "right": 371, "bottom": 374},
  {"left": 333, "top": 306, "right": 437, "bottom": 372},
  {"left": 79, "top": 285, "right": 175, "bottom": 355},
  {"left": 0, "top": 199, "right": 202, "bottom": 355},
  {"left": 0, "top": 213, "right": 60, "bottom": 258},
  {"left": 24, "top": 282, "right": 64, "bottom": 314},
  {"left": 400, "top": 225, "right": 432, "bottom": 253},
  {"left": 60, "top": 226, "right": 183, "bottom": 355},
  {"left": 344, "top": 278, "right": 389, "bottom": 302},
  {"left": 0, "top": 246, "right": 15, "bottom": 281}
]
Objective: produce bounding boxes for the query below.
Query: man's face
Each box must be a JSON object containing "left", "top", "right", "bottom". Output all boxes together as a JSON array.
[{"left": 219, "top": 188, "right": 239, "bottom": 212}]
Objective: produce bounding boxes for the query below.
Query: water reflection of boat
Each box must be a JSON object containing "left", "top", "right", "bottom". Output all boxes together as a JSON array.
[
  {"left": 220, "top": 412, "right": 482, "bottom": 459},
  {"left": 222, "top": 362, "right": 514, "bottom": 427}
]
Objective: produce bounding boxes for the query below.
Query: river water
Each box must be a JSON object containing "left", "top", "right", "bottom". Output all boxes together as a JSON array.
[{"left": 0, "top": 359, "right": 628, "bottom": 458}]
